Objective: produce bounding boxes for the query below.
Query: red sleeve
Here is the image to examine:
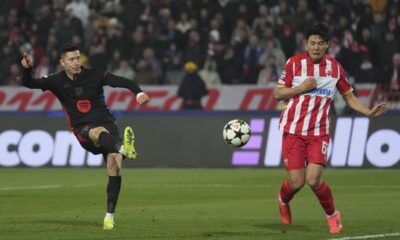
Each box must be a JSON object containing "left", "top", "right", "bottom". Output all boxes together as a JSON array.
[
  {"left": 336, "top": 63, "right": 353, "bottom": 94},
  {"left": 278, "top": 58, "right": 294, "bottom": 87}
]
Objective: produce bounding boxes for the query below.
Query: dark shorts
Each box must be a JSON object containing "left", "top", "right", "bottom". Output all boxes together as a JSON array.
[
  {"left": 73, "top": 122, "right": 122, "bottom": 157},
  {"left": 282, "top": 133, "right": 330, "bottom": 170}
]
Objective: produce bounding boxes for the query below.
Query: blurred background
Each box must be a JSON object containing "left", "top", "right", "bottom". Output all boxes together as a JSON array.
[{"left": 0, "top": 0, "right": 399, "bottom": 168}]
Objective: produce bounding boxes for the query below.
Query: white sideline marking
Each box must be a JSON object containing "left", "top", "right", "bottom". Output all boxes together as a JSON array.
[
  {"left": 328, "top": 232, "right": 400, "bottom": 240},
  {"left": 0, "top": 184, "right": 94, "bottom": 191}
]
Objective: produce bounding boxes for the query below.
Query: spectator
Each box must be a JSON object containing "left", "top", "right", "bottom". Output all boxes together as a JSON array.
[
  {"left": 384, "top": 52, "right": 400, "bottom": 102},
  {"left": 135, "top": 47, "right": 162, "bottom": 85},
  {"left": 379, "top": 32, "right": 399, "bottom": 77},
  {"left": 353, "top": 54, "right": 380, "bottom": 83},
  {"left": 178, "top": 61, "right": 208, "bottom": 110},
  {"left": 34, "top": 56, "right": 55, "bottom": 79},
  {"left": 65, "top": 0, "right": 90, "bottom": 28},
  {"left": 199, "top": 58, "right": 222, "bottom": 86},
  {"left": 176, "top": 12, "right": 192, "bottom": 35},
  {"left": 259, "top": 40, "right": 286, "bottom": 75},
  {"left": 6, "top": 63, "right": 20, "bottom": 86},
  {"left": 113, "top": 59, "right": 135, "bottom": 81},
  {"left": 257, "top": 55, "right": 279, "bottom": 86},
  {"left": 243, "top": 34, "right": 264, "bottom": 84},
  {"left": 220, "top": 47, "right": 242, "bottom": 84},
  {"left": 164, "top": 55, "right": 185, "bottom": 85},
  {"left": 183, "top": 30, "right": 204, "bottom": 65}
]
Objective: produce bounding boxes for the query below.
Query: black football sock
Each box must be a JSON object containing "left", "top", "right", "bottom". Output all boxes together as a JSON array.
[
  {"left": 106, "top": 176, "right": 122, "bottom": 214},
  {"left": 98, "top": 132, "right": 121, "bottom": 153}
]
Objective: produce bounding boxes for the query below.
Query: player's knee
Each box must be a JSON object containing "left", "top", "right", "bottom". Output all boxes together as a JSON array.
[
  {"left": 306, "top": 178, "right": 321, "bottom": 189},
  {"left": 107, "top": 153, "right": 122, "bottom": 176},
  {"left": 89, "top": 127, "right": 109, "bottom": 141},
  {"left": 288, "top": 178, "right": 305, "bottom": 190}
]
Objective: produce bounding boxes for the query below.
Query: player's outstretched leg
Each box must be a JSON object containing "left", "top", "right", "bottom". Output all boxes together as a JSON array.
[{"left": 123, "top": 126, "right": 137, "bottom": 160}]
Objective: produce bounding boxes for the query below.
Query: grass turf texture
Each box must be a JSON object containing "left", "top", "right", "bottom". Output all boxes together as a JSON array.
[{"left": 0, "top": 168, "right": 399, "bottom": 240}]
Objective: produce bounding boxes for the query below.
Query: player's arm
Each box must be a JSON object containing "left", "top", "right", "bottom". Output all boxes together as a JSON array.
[
  {"left": 274, "top": 77, "right": 317, "bottom": 101},
  {"left": 103, "top": 72, "right": 150, "bottom": 104},
  {"left": 20, "top": 53, "right": 48, "bottom": 89},
  {"left": 342, "top": 91, "right": 388, "bottom": 117}
]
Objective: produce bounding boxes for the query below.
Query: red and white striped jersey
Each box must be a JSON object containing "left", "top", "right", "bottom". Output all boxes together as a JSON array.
[{"left": 277, "top": 52, "right": 352, "bottom": 136}]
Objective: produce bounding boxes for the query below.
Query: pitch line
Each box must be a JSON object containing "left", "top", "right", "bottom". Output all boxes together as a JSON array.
[
  {"left": 0, "top": 184, "right": 94, "bottom": 191},
  {"left": 328, "top": 232, "right": 400, "bottom": 240}
]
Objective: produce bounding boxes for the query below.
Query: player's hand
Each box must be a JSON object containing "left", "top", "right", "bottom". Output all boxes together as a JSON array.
[
  {"left": 368, "top": 103, "right": 388, "bottom": 117},
  {"left": 21, "top": 52, "right": 33, "bottom": 68},
  {"left": 136, "top": 92, "right": 150, "bottom": 105},
  {"left": 300, "top": 77, "right": 317, "bottom": 92}
]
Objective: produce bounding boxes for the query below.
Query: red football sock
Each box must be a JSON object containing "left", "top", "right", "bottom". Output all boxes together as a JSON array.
[
  {"left": 312, "top": 182, "right": 336, "bottom": 216},
  {"left": 279, "top": 179, "right": 298, "bottom": 204}
]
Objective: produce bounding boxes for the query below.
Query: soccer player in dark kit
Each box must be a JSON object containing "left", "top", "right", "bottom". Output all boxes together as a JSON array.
[{"left": 20, "top": 44, "right": 150, "bottom": 230}]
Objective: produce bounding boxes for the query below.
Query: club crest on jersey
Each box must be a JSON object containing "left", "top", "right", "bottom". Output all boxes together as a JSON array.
[
  {"left": 326, "top": 69, "right": 332, "bottom": 76},
  {"left": 77, "top": 99, "right": 91, "bottom": 113},
  {"left": 279, "top": 70, "right": 286, "bottom": 80},
  {"left": 74, "top": 87, "right": 83, "bottom": 96},
  {"left": 284, "top": 159, "right": 288, "bottom": 166}
]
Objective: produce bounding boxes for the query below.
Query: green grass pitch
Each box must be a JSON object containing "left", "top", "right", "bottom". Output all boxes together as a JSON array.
[{"left": 0, "top": 168, "right": 399, "bottom": 240}]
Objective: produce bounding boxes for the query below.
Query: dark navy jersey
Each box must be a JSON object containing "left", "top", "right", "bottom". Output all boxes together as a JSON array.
[{"left": 22, "top": 67, "right": 142, "bottom": 129}]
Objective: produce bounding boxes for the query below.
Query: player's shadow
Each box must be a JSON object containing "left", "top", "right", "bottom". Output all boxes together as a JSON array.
[{"left": 254, "top": 223, "right": 311, "bottom": 233}]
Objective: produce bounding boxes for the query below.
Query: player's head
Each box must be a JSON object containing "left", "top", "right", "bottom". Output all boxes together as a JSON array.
[
  {"left": 305, "top": 23, "right": 329, "bottom": 62},
  {"left": 59, "top": 44, "right": 81, "bottom": 76}
]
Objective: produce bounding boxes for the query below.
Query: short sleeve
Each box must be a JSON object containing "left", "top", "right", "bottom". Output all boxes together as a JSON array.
[
  {"left": 336, "top": 64, "right": 353, "bottom": 94},
  {"left": 278, "top": 58, "right": 294, "bottom": 87}
]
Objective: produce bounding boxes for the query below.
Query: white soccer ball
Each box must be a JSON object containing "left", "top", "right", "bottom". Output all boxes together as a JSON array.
[{"left": 223, "top": 119, "right": 251, "bottom": 147}]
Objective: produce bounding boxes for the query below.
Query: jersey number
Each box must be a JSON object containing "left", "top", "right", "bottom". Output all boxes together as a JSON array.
[{"left": 321, "top": 141, "right": 328, "bottom": 155}]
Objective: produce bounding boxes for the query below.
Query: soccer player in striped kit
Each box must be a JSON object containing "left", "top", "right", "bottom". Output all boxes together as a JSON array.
[{"left": 275, "top": 23, "right": 387, "bottom": 234}]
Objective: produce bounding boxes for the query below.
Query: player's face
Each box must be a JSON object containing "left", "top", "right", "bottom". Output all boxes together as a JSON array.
[
  {"left": 60, "top": 50, "right": 82, "bottom": 76},
  {"left": 306, "top": 35, "right": 329, "bottom": 63}
]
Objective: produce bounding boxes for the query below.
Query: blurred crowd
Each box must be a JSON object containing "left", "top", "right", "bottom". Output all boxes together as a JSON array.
[{"left": 0, "top": 0, "right": 399, "bottom": 99}]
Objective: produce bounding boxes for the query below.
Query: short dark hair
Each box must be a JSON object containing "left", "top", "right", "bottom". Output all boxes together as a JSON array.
[
  {"left": 305, "top": 23, "right": 330, "bottom": 42},
  {"left": 60, "top": 44, "right": 80, "bottom": 57}
]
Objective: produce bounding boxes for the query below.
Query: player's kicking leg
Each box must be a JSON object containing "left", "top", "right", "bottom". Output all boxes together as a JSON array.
[
  {"left": 123, "top": 126, "right": 137, "bottom": 160},
  {"left": 86, "top": 125, "right": 137, "bottom": 160}
]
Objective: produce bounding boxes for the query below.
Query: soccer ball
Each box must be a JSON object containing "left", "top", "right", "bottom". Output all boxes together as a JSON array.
[{"left": 223, "top": 119, "right": 251, "bottom": 147}]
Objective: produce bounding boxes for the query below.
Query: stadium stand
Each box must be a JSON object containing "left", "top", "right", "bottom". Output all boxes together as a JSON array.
[{"left": 0, "top": 0, "right": 399, "bottom": 108}]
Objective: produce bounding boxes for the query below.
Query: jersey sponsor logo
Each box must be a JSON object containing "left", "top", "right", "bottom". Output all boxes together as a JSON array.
[
  {"left": 305, "top": 88, "right": 332, "bottom": 96},
  {"left": 77, "top": 99, "right": 91, "bottom": 113}
]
